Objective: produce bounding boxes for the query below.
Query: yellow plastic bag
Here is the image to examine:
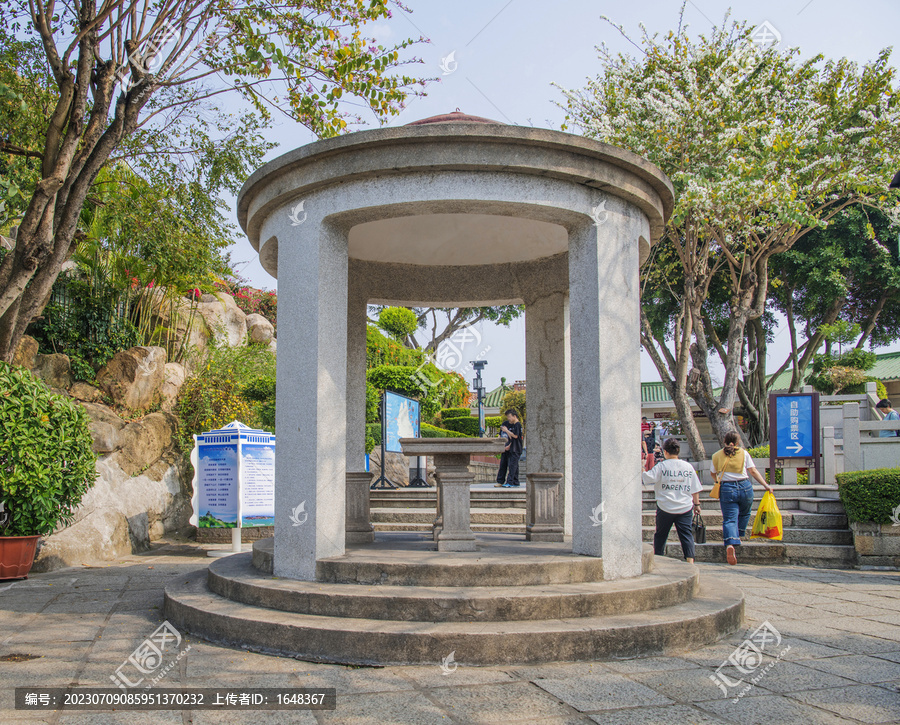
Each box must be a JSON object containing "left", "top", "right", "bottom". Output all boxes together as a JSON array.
[{"left": 750, "top": 491, "right": 783, "bottom": 541}]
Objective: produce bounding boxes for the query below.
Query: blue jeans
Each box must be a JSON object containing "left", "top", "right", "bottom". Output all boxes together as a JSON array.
[{"left": 720, "top": 479, "right": 754, "bottom": 547}]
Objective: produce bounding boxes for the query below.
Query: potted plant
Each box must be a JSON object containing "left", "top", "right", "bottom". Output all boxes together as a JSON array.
[{"left": 0, "top": 361, "right": 96, "bottom": 579}]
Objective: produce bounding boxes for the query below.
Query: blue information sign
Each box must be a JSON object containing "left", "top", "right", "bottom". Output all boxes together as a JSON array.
[
  {"left": 383, "top": 391, "right": 420, "bottom": 454},
  {"left": 774, "top": 394, "right": 814, "bottom": 458}
]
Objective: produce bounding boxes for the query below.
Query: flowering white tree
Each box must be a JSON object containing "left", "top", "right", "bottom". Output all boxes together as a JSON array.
[{"left": 559, "top": 13, "right": 900, "bottom": 455}]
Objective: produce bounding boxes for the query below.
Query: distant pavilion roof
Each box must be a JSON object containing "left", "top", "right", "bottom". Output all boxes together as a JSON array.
[{"left": 406, "top": 110, "right": 501, "bottom": 126}]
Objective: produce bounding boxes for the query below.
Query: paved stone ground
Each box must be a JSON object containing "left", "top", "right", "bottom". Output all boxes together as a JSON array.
[{"left": 1, "top": 537, "right": 898, "bottom": 724}]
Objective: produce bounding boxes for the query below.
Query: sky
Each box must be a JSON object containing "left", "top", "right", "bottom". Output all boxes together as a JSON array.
[{"left": 225, "top": 0, "right": 900, "bottom": 391}]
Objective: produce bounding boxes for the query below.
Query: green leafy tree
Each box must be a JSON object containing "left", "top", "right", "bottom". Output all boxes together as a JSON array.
[
  {"left": 560, "top": 12, "right": 900, "bottom": 456},
  {"left": 370, "top": 305, "right": 522, "bottom": 353},
  {"left": 768, "top": 206, "right": 900, "bottom": 395},
  {"left": 0, "top": 0, "right": 427, "bottom": 362},
  {"left": 377, "top": 306, "right": 419, "bottom": 342}
]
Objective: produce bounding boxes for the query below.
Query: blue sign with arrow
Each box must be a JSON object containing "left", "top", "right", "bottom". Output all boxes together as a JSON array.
[{"left": 774, "top": 394, "right": 814, "bottom": 458}]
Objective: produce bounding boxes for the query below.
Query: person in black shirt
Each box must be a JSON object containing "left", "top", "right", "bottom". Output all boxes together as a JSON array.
[{"left": 495, "top": 409, "right": 523, "bottom": 488}]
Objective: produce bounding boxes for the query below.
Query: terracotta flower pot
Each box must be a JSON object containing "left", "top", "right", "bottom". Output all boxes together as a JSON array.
[{"left": 0, "top": 536, "right": 41, "bottom": 580}]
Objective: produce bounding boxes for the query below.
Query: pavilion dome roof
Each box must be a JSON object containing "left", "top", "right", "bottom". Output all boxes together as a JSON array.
[{"left": 406, "top": 110, "right": 501, "bottom": 126}]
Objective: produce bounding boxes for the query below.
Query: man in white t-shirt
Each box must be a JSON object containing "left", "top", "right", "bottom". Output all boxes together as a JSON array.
[{"left": 642, "top": 437, "right": 703, "bottom": 563}]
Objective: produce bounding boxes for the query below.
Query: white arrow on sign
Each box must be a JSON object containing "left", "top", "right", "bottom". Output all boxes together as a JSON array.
[{"left": 787, "top": 442, "right": 804, "bottom": 454}]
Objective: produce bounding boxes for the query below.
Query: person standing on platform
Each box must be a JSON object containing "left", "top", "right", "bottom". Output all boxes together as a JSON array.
[{"left": 495, "top": 409, "right": 523, "bottom": 488}]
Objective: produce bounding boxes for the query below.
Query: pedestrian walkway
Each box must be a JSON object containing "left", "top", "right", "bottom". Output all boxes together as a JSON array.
[{"left": 1, "top": 536, "right": 898, "bottom": 724}]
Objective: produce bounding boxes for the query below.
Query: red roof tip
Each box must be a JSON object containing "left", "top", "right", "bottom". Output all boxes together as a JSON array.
[{"left": 406, "top": 110, "right": 501, "bottom": 126}]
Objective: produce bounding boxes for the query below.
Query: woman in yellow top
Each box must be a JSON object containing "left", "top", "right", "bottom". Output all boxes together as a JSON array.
[{"left": 711, "top": 431, "right": 772, "bottom": 565}]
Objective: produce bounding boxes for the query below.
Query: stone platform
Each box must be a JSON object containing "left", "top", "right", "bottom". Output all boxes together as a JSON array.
[{"left": 164, "top": 533, "right": 743, "bottom": 666}]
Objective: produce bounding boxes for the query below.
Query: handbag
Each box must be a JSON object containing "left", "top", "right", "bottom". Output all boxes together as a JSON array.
[
  {"left": 709, "top": 474, "right": 721, "bottom": 500},
  {"left": 692, "top": 510, "right": 707, "bottom": 544}
]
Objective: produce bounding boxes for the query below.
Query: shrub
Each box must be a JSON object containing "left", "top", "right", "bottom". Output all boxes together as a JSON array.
[
  {"left": 421, "top": 422, "right": 468, "bottom": 438},
  {"left": 440, "top": 408, "right": 471, "bottom": 420},
  {"left": 745, "top": 444, "right": 809, "bottom": 485},
  {"left": 0, "top": 363, "right": 97, "bottom": 536},
  {"left": 443, "top": 416, "right": 480, "bottom": 436},
  {"left": 241, "top": 376, "right": 276, "bottom": 432},
  {"left": 175, "top": 374, "right": 253, "bottom": 451},
  {"left": 365, "top": 382, "right": 380, "bottom": 424},
  {"left": 501, "top": 390, "right": 526, "bottom": 424},
  {"left": 366, "top": 325, "right": 423, "bottom": 368},
  {"left": 28, "top": 274, "right": 141, "bottom": 381},
  {"left": 837, "top": 468, "right": 900, "bottom": 524}
]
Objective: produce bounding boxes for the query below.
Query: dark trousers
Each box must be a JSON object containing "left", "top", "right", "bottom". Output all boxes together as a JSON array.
[
  {"left": 497, "top": 450, "right": 521, "bottom": 485},
  {"left": 654, "top": 506, "right": 695, "bottom": 560}
]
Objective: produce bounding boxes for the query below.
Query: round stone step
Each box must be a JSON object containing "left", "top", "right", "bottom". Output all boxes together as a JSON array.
[
  {"left": 207, "top": 553, "right": 699, "bottom": 622},
  {"left": 251, "top": 536, "right": 653, "bottom": 585},
  {"left": 165, "top": 573, "right": 743, "bottom": 666}
]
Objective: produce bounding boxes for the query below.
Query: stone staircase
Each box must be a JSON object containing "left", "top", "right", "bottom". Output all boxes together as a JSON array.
[
  {"left": 370, "top": 487, "right": 526, "bottom": 534},
  {"left": 164, "top": 535, "right": 744, "bottom": 666},
  {"left": 647, "top": 485, "right": 856, "bottom": 568},
  {"left": 371, "top": 484, "right": 856, "bottom": 568}
]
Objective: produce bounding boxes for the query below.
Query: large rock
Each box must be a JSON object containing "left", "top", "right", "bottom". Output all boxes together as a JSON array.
[
  {"left": 32, "top": 353, "right": 73, "bottom": 388},
  {"left": 148, "top": 288, "right": 210, "bottom": 365},
  {"left": 160, "top": 362, "right": 186, "bottom": 410},
  {"left": 114, "top": 411, "right": 177, "bottom": 476},
  {"left": 69, "top": 382, "right": 104, "bottom": 403},
  {"left": 12, "top": 335, "right": 38, "bottom": 369},
  {"left": 95, "top": 346, "right": 166, "bottom": 411},
  {"left": 246, "top": 313, "right": 275, "bottom": 345},
  {"left": 197, "top": 292, "right": 247, "bottom": 347},
  {"left": 80, "top": 402, "right": 127, "bottom": 454},
  {"left": 32, "top": 453, "right": 192, "bottom": 572}
]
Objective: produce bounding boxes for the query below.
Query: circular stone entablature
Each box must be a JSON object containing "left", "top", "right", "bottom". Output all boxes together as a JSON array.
[{"left": 238, "top": 111, "right": 674, "bottom": 278}]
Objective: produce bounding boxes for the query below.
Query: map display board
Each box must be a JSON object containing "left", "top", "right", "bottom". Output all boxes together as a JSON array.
[{"left": 384, "top": 391, "right": 420, "bottom": 454}]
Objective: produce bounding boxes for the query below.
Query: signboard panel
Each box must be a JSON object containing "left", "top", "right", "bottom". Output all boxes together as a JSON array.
[
  {"left": 240, "top": 441, "right": 275, "bottom": 527},
  {"left": 768, "top": 391, "right": 821, "bottom": 485},
  {"left": 190, "top": 421, "right": 276, "bottom": 530},
  {"left": 383, "top": 391, "right": 420, "bottom": 454},
  {"left": 196, "top": 443, "right": 239, "bottom": 528},
  {"left": 774, "top": 394, "right": 814, "bottom": 458}
]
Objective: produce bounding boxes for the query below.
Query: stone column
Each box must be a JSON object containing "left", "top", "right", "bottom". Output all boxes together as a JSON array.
[
  {"left": 346, "top": 282, "right": 369, "bottom": 472},
  {"left": 525, "top": 290, "right": 567, "bottom": 538},
  {"left": 568, "top": 202, "right": 647, "bottom": 580},
  {"left": 526, "top": 472, "right": 564, "bottom": 541},
  {"left": 345, "top": 471, "right": 375, "bottom": 544},
  {"left": 433, "top": 453, "right": 476, "bottom": 551},
  {"left": 274, "top": 219, "right": 348, "bottom": 580}
]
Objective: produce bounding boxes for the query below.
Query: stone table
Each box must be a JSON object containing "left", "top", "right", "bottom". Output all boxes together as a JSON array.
[{"left": 400, "top": 437, "right": 507, "bottom": 551}]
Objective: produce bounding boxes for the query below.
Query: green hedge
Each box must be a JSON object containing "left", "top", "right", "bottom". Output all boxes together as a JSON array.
[
  {"left": 440, "top": 407, "right": 471, "bottom": 420},
  {"left": 485, "top": 415, "right": 504, "bottom": 430},
  {"left": 421, "top": 422, "right": 468, "bottom": 438},
  {"left": 443, "top": 416, "right": 480, "bottom": 436},
  {"left": 366, "top": 422, "right": 382, "bottom": 453},
  {"left": 837, "top": 468, "right": 900, "bottom": 524}
]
